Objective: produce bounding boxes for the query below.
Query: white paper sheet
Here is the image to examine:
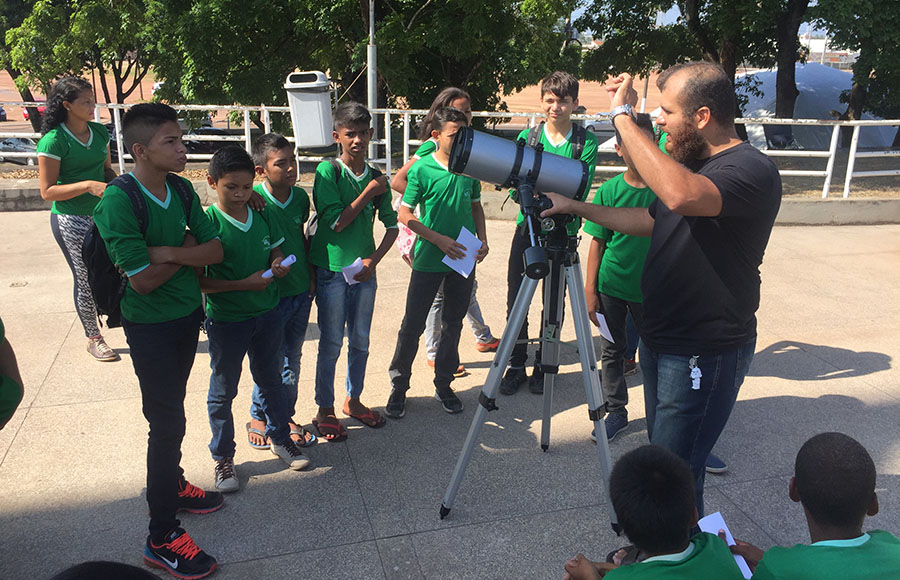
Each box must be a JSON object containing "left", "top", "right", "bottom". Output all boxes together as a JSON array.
[
  {"left": 441, "top": 226, "right": 482, "bottom": 279},
  {"left": 698, "top": 511, "right": 753, "bottom": 579},
  {"left": 593, "top": 312, "right": 615, "bottom": 343},
  {"left": 341, "top": 257, "right": 364, "bottom": 285}
]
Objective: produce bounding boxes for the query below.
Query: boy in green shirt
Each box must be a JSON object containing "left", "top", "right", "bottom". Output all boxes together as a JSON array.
[
  {"left": 201, "top": 147, "right": 312, "bottom": 495},
  {"left": 93, "top": 103, "right": 224, "bottom": 579},
  {"left": 501, "top": 71, "right": 598, "bottom": 396},
  {"left": 385, "top": 106, "right": 488, "bottom": 418},
  {"left": 245, "top": 133, "right": 317, "bottom": 450},
  {"left": 729, "top": 432, "right": 900, "bottom": 579},
  {"left": 563, "top": 445, "right": 744, "bottom": 580},
  {"left": 583, "top": 113, "right": 657, "bottom": 442},
  {"left": 309, "top": 102, "right": 397, "bottom": 441}
]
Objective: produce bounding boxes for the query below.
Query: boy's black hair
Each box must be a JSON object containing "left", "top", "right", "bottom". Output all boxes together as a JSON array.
[
  {"left": 252, "top": 132, "right": 292, "bottom": 168},
  {"left": 208, "top": 146, "right": 255, "bottom": 182},
  {"left": 609, "top": 445, "right": 695, "bottom": 554},
  {"left": 122, "top": 103, "right": 179, "bottom": 158},
  {"left": 540, "top": 71, "right": 579, "bottom": 102},
  {"left": 431, "top": 107, "right": 469, "bottom": 133},
  {"left": 42, "top": 76, "right": 93, "bottom": 135},
  {"left": 657, "top": 61, "right": 736, "bottom": 126},
  {"left": 795, "top": 432, "right": 876, "bottom": 529},
  {"left": 333, "top": 102, "right": 371, "bottom": 131},
  {"left": 419, "top": 86, "right": 470, "bottom": 140},
  {"left": 49, "top": 560, "right": 158, "bottom": 580},
  {"left": 614, "top": 112, "right": 655, "bottom": 146}
]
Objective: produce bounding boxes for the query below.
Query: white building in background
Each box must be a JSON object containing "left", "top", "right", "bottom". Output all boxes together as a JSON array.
[{"left": 799, "top": 36, "right": 857, "bottom": 70}]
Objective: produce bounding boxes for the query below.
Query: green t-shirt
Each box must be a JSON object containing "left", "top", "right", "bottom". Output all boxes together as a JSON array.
[
  {"left": 309, "top": 159, "right": 398, "bottom": 272},
  {"left": 204, "top": 204, "right": 284, "bottom": 322},
  {"left": 513, "top": 123, "right": 598, "bottom": 235},
  {"left": 37, "top": 122, "right": 110, "bottom": 216},
  {"left": 583, "top": 173, "right": 656, "bottom": 303},
  {"left": 257, "top": 182, "right": 311, "bottom": 297},
  {"left": 0, "top": 317, "right": 22, "bottom": 424},
  {"left": 606, "top": 533, "right": 744, "bottom": 580},
  {"left": 413, "top": 138, "right": 437, "bottom": 159},
  {"left": 753, "top": 530, "right": 900, "bottom": 580},
  {"left": 93, "top": 174, "right": 219, "bottom": 324},
  {"left": 402, "top": 153, "right": 481, "bottom": 273}
]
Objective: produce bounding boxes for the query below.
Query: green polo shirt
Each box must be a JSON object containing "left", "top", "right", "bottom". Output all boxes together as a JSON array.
[
  {"left": 257, "top": 182, "right": 311, "bottom": 297},
  {"left": 605, "top": 533, "right": 744, "bottom": 580},
  {"left": 93, "top": 174, "right": 219, "bottom": 324},
  {"left": 37, "top": 122, "right": 110, "bottom": 216},
  {"left": 753, "top": 530, "right": 900, "bottom": 580},
  {"left": 204, "top": 204, "right": 284, "bottom": 322},
  {"left": 309, "top": 159, "right": 398, "bottom": 272},
  {"left": 583, "top": 173, "right": 657, "bottom": 303},
  {"left": 413, "top": 138, "right": 437, "bottom": 159},
  {"left": 0, "top": 316, "right": 22, "bottom": 425},
  {"left": 402, "top": 153, "right": 481, "bottom": 273}
]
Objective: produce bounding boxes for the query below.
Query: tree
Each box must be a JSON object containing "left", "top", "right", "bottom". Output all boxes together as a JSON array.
[
  {"left": 0, "top": 0, "right": 42, "bottom": 131},
  {"left": 7, "top": 0, "right": 154, "bottom": 104}
]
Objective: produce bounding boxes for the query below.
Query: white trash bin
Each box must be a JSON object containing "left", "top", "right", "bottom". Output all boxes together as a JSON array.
[{"left": 284, "top": 71, "right": 333, "bottom": 148}]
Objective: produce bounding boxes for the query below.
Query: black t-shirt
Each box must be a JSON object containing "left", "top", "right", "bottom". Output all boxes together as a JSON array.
[{"left": 640, "top": 142, "right": 782, "bottom": 354}]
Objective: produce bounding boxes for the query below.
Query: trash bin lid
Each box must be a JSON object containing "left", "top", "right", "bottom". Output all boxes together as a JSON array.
[{"left": 284, "top": 71, "right": 330, "bottom": 90}]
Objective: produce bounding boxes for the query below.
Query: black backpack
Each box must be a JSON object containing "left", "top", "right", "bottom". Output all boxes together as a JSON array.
[
  {"left": 82, "top": 173, "right": 195, "bottom": 328},
  {"left": 526, "top": 121, "right": 587, "bottom": 160}
]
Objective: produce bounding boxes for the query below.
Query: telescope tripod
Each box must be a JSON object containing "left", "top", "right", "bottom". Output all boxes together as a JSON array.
[{"left": 439, "top": 221, "right": 620, "bottom": 535}]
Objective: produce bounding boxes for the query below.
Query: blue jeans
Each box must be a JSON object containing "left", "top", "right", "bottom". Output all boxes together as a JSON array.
[
  {"left": 206, "top": 308, "right": 290, "bottom": 460},
  {"left": 425, "top": 279, "right": 494, "bottom": 360},
  {"left": 250, "top": 292, "right": 312, "bottom": 422},
  {"left": 314, "top": 267, "right": 376, "bottom": 408},
  {"left": 640, "top": 339, "right": 756, "bottom": 516}
]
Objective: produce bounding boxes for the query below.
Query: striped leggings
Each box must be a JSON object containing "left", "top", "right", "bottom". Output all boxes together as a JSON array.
[{"left": 50, "top": 213, "right": 101, "bottom": 338}]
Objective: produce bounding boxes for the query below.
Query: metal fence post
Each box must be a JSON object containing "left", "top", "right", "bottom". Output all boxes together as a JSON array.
[
  {"left": 821, "top": 124, "right": 841, "bottom": 198},
  {"left": 113, "top": 106, "right": 126, "bottom": 174},
  {"left": 843, "top": 125, "right": 861, "bottom": 198},
  {"left": 262, "top": 105, "right": 271, "bottom": 134},
  {"left": 402, "top": 113, "right": 411, "bottom": 164},
  {"left": 243, "top": 109, "right": 252, "bottom": 154},
  {"left": 384, "top": 111, "right": 392, "bottom": 180}
]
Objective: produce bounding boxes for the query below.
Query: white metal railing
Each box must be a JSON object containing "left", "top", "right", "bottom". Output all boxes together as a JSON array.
[{"left": 0, "top": 101, "right": 896, "bottom": 199}]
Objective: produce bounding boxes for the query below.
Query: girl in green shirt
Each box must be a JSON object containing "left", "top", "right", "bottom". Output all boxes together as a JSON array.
[{"left": 37, "top": 77, "right": 118, "bottom": 362}]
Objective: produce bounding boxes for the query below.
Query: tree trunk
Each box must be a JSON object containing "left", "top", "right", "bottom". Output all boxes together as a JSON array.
[
  {"left": 774, "top": 0, "right": 809, "bottom": 118},
  {"left": 839, "top": 75, "right": 868, "bottom": 147},
  {"left": 6, "top": 68, "right": 42, "bottom": 132},
  {"left": 93, "top": 47, "right": 112, "bottom": 104}
]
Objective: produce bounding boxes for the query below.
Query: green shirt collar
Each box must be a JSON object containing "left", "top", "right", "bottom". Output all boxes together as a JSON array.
[
  {"left": 129, "top": 172, "right": 171, "bottom": 209},
  {"left": 641, "top": 542, "right": 696, "bottom": 564},
  {"left": 61, "top": 122, "right": 93, "bottom": 149},
  {"left": 260, "top": 182, "right": 293, "bottom": 210},
  {"left": 812, "top": 533, "right": 871, "bottom": 548},
  {"left": 211, "top": 203, "right": 253, "bottom": 232}
]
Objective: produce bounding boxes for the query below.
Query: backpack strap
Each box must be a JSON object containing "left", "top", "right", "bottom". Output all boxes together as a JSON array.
[
  {"left": 165, "top": 173, "right": 194, "bottom": 222},
  {"left": 107, "top": 174, "right": 149, "bottom": 237},
  {"left": 527, "top": 122, "right": 544, "bottom": 148},
  {"left": 571, "top": 124, "right": 587, "bottom": 160}
]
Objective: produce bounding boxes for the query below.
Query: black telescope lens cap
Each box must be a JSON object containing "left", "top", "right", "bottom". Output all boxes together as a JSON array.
[{"left": 448, "top": 126, "right": 474, "bottom": 174}]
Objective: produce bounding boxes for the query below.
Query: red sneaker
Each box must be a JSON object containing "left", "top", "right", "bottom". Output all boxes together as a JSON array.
[{"left": 475, "top": 338, "right": 501, "bottom": 352}]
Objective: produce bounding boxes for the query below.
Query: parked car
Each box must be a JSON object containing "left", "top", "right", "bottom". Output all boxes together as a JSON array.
[
  {"left": 23, "top": 104, "right": 46, "bottom": 121},
  {"left": 0, "top": 106, "right": 7, "bottom": 122},
  {"left": 184, "top": 127, "right": 234, "bottom": 155},
  {"left": 0, "top": 137, "right": 37, "bottom": 165}
]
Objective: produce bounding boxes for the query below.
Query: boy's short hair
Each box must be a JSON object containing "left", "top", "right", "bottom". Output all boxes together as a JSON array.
[
  {"left": 333, "top": 102, "right": 371, "bottom": 131},
  {"left": 122, "top": 103, "right": 179, "bottom": 157},
  {"left": 656, "top": 61, "right": 735, "bottom": 126},
  {"left": 431, "top": 107, "right": 469, "bottom": 133},
  {"left": 540, "top": 71, "right": 579, "bottom": 102},
  {"left": 252, "top": 133, "right": 292, "bottom": 168},
  {"left": 609, "top": 445, "right": 695, "bottom": 554},
  {"left": 795, "top": 432, "right": 876, "bottom": 529},
  {"left": 615, "top": 112, "right": 655, "bottom": 146},
  {"left": 208, "top": 146, "right": 255, "bottom": 182}
]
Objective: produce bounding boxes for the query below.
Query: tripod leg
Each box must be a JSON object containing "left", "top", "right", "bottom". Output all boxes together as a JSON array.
[
  {"left": 440, "top": 275, "right": 540, "bottom": 519},
  {"left": 539, "top": 257, "right": 567, "bottom": 451},
  {"left": 565, "top": 262, "right": 621, "bottom": 535}
]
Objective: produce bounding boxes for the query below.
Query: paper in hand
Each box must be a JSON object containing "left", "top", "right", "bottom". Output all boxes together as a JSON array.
[
  {"left": 593, "top": 312, "right": 615, "bottom": 343},
  {"left": 441, "top": 226, "right": 482, "bottom": 279},
  {"left": 698, "top": 512, "right": 752, "bottom": 579},
  {"left": 341, "top": 257, "right": 364, "bottom": 285}
]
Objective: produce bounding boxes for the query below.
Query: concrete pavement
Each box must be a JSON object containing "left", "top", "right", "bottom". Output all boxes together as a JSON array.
[{"left": 0, "top": 213, "right": 898, "bottom": 579}]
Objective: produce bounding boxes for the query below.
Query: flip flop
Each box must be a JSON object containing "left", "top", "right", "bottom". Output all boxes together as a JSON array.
[
  {"left": 605, "top": 544, "right": 644, "bottom": 565},
  {"left": 246, "top": 422, "right": 269, "bottom": 450},
  {"left": 346, "top": 409, "right": 386, "bottom": 429},
  {"left": 291, "top": 425, "right": 318, "bottom": 447},
  {"left": 312, "top": 417, "right": 348, "bottom": 442}
]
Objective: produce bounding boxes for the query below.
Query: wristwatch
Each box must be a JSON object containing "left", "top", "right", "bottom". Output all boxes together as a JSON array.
[{"left": 608, "top": 103, "right": 634, "bottom": 123}]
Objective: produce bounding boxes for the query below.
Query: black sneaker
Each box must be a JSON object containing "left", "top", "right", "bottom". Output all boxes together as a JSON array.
[
  {"left": 384, "top": 389, "right": 407, "bottom": 419},
  {"left": 499, "top": 367, "right": 527, "bottom": 395},
  {"left": 528, "top": 368, "right": 544, "bottom": 394},
  {"left": 604, "top": 413, "right": 628, "bottom": 441},
  {"left": 434, "top": 388, "right": 464, "bottom": 414},
  {"left": 177, "top": 478, "right": 225, "bottom": 514},
  {"left": 144, "top": 527, "right": 217, "bottom": 579},
  {"left": 624, "top": 358, "right": 638, "bottom": 376}
]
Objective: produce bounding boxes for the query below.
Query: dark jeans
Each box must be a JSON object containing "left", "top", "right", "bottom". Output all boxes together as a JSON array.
[
  {"left": 206, "top": 307, "right": 289, "bottom": 460},
  {"left": 389, "top": 268, "right": 475, "bottom": 391},
  {"left": 598, "top": 293, "right": 644, "bottom": 418},
  {"left": 122, "top": 307, "right": 203, "bottom": 541},
  {"left": 640, "top": 339, "right": 756, "bottom": 516},
  {"left": 625, "top": 311, "right": 640, "bottom": 360}
]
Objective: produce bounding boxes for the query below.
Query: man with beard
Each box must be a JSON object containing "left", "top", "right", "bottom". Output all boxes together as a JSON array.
[{"left": 542, "top": 61, "right": 782, "bottom": 517}]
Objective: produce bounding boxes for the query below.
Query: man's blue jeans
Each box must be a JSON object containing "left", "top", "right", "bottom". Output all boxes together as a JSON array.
[
  {"left": 640, "top": 339, "right": 756, "bottom": 515},
  {"left": 206, "top": 307, "right": 290, "bottom": 460},
  {"left": 250, "top": 291, "right": 312, "bottom": 422},
  {"left": 314, "top": 267, "right": 376, "bottom": 408}
]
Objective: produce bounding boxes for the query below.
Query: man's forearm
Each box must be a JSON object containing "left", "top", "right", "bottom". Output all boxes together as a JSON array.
[{"left": 572, "top": 203, "right": 653, "bottom": 237}]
